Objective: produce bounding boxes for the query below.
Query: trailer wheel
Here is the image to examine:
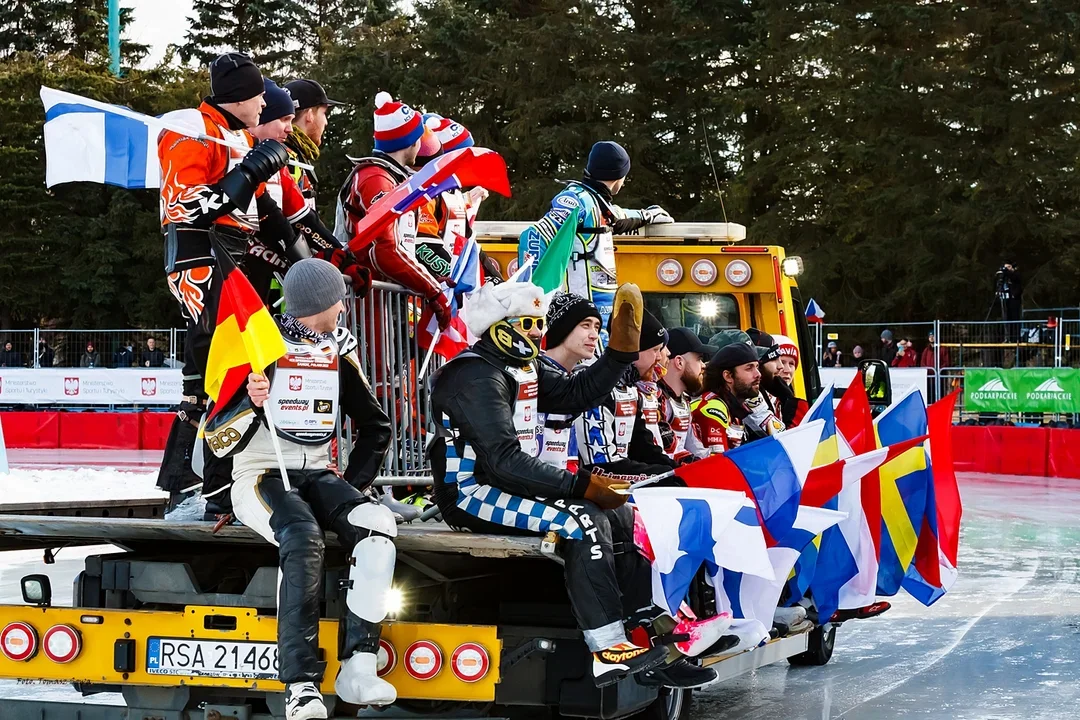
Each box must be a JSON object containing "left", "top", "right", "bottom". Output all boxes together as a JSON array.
[
  {"left": 630, "top": 688, "right": 692, "bottom": 720},
  {"left": 788, "top": 624, "right": 836, "bottom": 666}
]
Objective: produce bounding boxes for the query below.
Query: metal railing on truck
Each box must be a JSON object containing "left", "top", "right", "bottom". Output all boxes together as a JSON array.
[{"left": 342, "top": 281, "right": 441, "bottom": 488}]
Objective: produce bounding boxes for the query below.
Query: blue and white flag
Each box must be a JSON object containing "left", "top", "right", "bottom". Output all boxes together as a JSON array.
[
  {"left": 632, "top": 487, "right": 757, "bottom": 616},
  {"left": 41, "top": 86, "right": 204, "bottom": 189},
  {"left": 712, "top": 504, "right": 845, "bottom": 653}
]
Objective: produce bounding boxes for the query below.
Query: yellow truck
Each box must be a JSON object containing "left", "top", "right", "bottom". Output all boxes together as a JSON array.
[{"left": 0, "top": 223, "right": 836, "bottom": 720}]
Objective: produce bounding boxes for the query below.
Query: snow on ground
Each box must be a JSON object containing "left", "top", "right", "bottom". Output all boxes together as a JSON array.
[{"left": 0, "top": 466, "right": 164, "bottom": 505}]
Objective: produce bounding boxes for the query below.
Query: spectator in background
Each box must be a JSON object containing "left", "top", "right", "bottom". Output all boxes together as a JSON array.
[
  {"left": 35, "top": 341, "right": 54, "bottom": 368},
  {"left": 81, "top": 342, "right": 101, "bottom": 368},
  {"left": 0, "top": 341, "right": 23, "bottom": 367},
  {"left": 821, "top": 341, "right": 842, "bottom": 367},
  {"left": 142, "top": 337, "right": 165, "bottom": 368},
  {"left": 114, "top": 340, "right": 135, "bottom": 368},
  {"left": 879, "top": 329, "right": 898, "bottom": 364},
  {"left": 850, "top": 345, "right": 865, "bottom": 366},
  {"left": 919, "top": 331, "right": 950, "bottom": 371},
  {"left": 892, "top": 338, "right": 916, "bottom": 368}
]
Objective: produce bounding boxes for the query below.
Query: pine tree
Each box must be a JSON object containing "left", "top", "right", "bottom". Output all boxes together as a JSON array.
[
  {"left": 0, "top": 1, "right": 69, "bottom": 58},
  {"left": 181, "top": 0, "right": 308, "bottom": 74}
]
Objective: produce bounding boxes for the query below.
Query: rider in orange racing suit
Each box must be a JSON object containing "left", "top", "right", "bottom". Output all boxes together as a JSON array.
[{"left": 156, "top": 53, "right": 301, "bottom": 510}]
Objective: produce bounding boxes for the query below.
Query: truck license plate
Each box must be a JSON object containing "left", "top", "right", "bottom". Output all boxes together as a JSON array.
[{"left": 146, "top": 637, "right": 279, "bottom": 680}]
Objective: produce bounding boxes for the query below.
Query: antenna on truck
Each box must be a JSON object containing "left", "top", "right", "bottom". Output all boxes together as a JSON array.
[{"left": 701, "top": 116, "right": 729, "bottom": 225}]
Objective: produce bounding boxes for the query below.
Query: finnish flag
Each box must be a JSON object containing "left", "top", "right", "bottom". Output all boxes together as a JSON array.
[{"left": 41, "top": 86, "right": 203, "bottom": 189}]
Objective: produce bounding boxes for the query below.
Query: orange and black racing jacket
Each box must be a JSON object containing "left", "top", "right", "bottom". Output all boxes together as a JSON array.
[{"left": 158, "top": 100, "right": 299, "bottom": 271}]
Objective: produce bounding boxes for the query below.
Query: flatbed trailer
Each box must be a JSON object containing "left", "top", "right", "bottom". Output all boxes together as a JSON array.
[{"left": 0, "top": 514, "right": 836, "bottom": 720}]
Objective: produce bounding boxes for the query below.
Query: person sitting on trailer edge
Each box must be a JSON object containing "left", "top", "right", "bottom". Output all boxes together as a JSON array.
[
  {"left": 204, "top": 258, "right": 396, "bottom": 720},
  {"left": 690, "top": 331, "right": 761, "bottom": 453},
  {"left": 429, "top": 280, "right": 714, "bottom": 689},
  {"left": 656, "top": 327, "right": 715, "bottom": 462}
]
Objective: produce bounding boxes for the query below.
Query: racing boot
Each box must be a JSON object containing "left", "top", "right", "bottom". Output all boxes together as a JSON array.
[
  {"left": 335, "top": 651, "right": 396, "bottom": 706},
  {"left": 672, "top": 608, "right": 734, "bottom": 657},
  {"left": 773, "top": 606, "right": 811, "bottom": 636},
  {"left": 285, "top": 682, "right": 328, "bottom": 720},
  {"left": 829, "top": 601, "right": 891, "bottom": 623},
  {"left": 638, "top": 658, "right": 718, "bottom": 689},
  {"left": 592, "top": 642, "right": 668, "bottom": 688}
]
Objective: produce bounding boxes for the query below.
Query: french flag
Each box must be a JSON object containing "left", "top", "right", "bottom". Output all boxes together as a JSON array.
[{"left": 676, "top": 420, "right": 822, "bottom": 543}]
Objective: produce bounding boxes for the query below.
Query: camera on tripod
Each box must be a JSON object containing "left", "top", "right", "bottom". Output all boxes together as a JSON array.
[{"left": 995, "top": 263, "right": 1017, "bottom": 299}]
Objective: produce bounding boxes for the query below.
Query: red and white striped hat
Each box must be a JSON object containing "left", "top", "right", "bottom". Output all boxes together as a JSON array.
[
  {"left": 425, "top": 114, "right": 474, "bottom": 152},
  {"left": 374, "top": 91, "right": 424, "bottom": 153}
]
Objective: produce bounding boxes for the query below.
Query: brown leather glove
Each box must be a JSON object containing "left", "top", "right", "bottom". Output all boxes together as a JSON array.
[
  {"left": 607, "top": 283, "right": 644, "bottom": 353},
  {"left": 579, "top": 467, "right": 635, "bottom": 510}
]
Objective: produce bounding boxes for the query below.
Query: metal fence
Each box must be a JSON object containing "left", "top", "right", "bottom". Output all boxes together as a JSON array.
[
  {"left": 344, "top": 281, "right": 442, "bottom": 487},
  {"left": 0, "top": 328, "right": 186, "bottom": 369},
  {"left": 816, "top": 318, "right": 1080, "bottom": 422}
]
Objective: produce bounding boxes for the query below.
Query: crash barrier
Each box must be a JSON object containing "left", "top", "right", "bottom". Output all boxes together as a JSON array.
[
  {"left": 0, "top": 328, "right": 186, "bottom": 369},
  {"left": 0, "top": 368, "right": 183, "bottom": 406},
  {"left": 952, "top": 424, "right": 1080, "bottom": 479},
  {"left": 344, "top": 281, "right": 443, "bottom": 487},
  {"left": 0, "top": 411, "right": 172, "bottom": 450}
]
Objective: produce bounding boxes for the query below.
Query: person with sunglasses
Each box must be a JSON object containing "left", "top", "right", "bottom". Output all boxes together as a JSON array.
[{"left": 430, "top": 280, "right": 684, "bottom": 686}]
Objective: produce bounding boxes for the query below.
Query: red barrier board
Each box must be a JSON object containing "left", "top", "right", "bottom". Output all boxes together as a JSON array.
[
  {"left": 0, "top": 411, "right": 60, "bottom": 448},
  {"left": 139, "top": 412, "right": 174, "bottom": 451},
  {"left": 58, "top": 412, "right": 140, "bottom": 450}
]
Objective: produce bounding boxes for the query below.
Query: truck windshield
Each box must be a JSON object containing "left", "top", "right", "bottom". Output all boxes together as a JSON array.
[{"left": 644, "top": 293, "right": 739, "bottom": 340}]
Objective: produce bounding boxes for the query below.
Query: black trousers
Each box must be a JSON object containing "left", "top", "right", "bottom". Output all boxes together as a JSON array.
[
  {"left": 236, "top": 469, "right": 382, "bottom": 684},
  {"left": 436, "top": 482, "right": 652, "bottom": 634}
]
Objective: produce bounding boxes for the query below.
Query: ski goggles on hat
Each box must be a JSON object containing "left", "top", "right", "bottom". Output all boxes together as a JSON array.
[{"left": 508, "top": 316, "right": 546, "bottom": 332}]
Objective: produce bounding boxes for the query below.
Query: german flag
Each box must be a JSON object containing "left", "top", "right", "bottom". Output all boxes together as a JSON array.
[{"left": 204, "top": 238, "right": 286, "bottom": 420}]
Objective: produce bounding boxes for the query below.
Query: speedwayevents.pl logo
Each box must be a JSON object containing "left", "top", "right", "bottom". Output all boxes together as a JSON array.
[
  {"left": 1027, "top": 377, "right": 1071, "bottom": 402},
  {"left": 970, "top": 378, "right": 1016, "bottom": 402}
]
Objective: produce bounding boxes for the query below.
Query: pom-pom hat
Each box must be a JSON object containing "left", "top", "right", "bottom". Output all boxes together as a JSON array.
[
  {"left": 425, "top": 114, "right": 474, "bottom": 152},
  {"left": 373, "top": 92, "right": 424, "bottom": 153}
]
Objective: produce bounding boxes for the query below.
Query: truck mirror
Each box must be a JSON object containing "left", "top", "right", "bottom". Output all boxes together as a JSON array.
[
  {"left": 858, "top": 359, "right": 892, "bottom": 411},
  {"left": 22, "top": 574, "right": 52, "bottom": 607}
]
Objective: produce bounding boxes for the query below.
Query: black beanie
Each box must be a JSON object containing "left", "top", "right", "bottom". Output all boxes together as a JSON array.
[
  {"left": 546, "top": 292, "right": 601, "bottom": 350},
  {"left": 585, "top": 141, "right": 631, "bottom": 181},
  {"left": 259, "top": 78, "right": 298, "bottom": 124},
  {"left": 209, "top": 52, "right": 265, "bottom": 104},
  {"left": 637, "top": 309, "right": 667, "bottom": 351}
]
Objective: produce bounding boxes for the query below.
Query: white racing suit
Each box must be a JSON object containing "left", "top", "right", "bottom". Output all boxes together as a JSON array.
[
  {"left": 204, "top": 316, "right": 396, "bottom": 703},
  {"left": 518, "top": 180, "right": 665, "bottom": 342}
]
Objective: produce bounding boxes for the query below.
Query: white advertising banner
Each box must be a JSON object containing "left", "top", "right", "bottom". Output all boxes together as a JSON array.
[
  {"left": 819, "top": 367, "right": 930, "bottom": 407},
  {"left": 0, "top": 368, "right": 183, "bottom": 405}
]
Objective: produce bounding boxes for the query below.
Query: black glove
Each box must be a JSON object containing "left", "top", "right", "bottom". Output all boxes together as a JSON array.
[{"left": 219, "top": 140, "right": 291, "bottom": 210}]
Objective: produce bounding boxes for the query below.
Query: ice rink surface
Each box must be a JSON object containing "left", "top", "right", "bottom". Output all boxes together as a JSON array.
[{"left": 1, "top": 455, "right": 1078, "bottom": 718}]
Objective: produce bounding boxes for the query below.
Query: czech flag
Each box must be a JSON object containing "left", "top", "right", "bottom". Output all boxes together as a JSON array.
[
  {"left": 204, "top": 239, "right": 286, "bottom": 420},
  {"left": 805, "top": 298, "right": 825, "bottom": 324}
]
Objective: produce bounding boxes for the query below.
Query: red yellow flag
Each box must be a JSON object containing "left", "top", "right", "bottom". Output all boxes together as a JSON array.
[{"left": 204, "top": 240, "right": 286, "bottom": 419}]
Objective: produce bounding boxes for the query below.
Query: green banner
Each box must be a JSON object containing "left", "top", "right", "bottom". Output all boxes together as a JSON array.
[{"left": 965, "top": 368, "right": 1080, "bottom": 413}]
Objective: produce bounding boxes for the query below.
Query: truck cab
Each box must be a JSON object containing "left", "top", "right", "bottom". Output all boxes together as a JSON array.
[{"left": 476, "top": 222, "right": 821, "bottom": 403}]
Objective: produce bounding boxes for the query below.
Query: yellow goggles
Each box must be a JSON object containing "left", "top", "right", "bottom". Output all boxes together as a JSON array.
[{"left": 507, "top": 316, "right": 546, "bottom": 332}]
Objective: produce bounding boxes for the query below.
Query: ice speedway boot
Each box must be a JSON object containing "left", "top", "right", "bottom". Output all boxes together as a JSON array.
[
  {"left": 335, "top": 651, "right": 397, "bottom": 706},
  {"left": 773, "top": 606, "right": 812, "bottom": 636},
  {"left": 285, "top": 682, "right": 328, "bottom": 720},
  {"left": 672, "top": 605, "right": 733, "bottom": 657},
  {"left": 592, "top": 642, "right": 668, "bottom": 688},
  {"left": 638, "top": 658, "right": 718, "bottom": 689}
]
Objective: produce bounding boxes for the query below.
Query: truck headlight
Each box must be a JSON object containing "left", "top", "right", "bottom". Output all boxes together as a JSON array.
[{"left": 782, "top": 256, "right": 804, "bottom": 277}]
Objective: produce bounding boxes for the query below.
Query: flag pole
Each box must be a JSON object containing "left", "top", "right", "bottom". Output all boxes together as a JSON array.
[
  {"left": 418, "top": 329, "right": 441, "bottom": 379},
  {"left": 261, "top": 405, "right": 294, "bottom": 493}
]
